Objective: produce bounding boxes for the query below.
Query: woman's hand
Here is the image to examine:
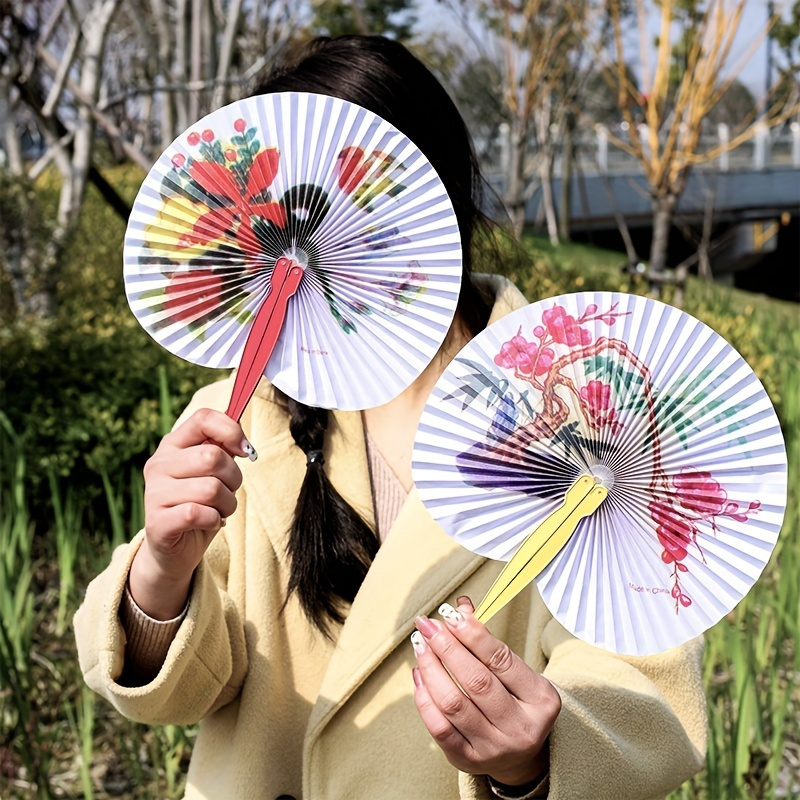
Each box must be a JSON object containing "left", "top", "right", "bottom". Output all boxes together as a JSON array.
[
  {"left": 129, "top": 409, "right": 254, "bottom": 619},
  {"left": 411, "top": 597, "right": 561, "bottom": 788}
]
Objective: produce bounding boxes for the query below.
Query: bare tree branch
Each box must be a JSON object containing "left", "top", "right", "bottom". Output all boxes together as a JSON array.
[
  {"left": 41, "top": 11, "right": 81, "bottom": 116},
  {"left": 38, "top": 43, "right": 151, "bottom": 170}
]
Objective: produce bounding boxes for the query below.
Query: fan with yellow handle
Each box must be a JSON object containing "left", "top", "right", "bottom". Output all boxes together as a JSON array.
[{"left": 474, "top": 476, "right": 608, "bottom": 623}]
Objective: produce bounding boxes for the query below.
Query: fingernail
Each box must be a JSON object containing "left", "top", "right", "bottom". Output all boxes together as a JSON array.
[
  {"left": 220, "top": 517, "right": 227, "bottom": 528},
  {"left": 438, "top": 602, "right": 464, "bottom": 627},
  {"left": 410, "top": 631, "right": 426, "bottom": 655},
  {"left": 415, "top": 615, "right": 437, "bottom": 638},
  {"left": 241, "top": 440, "right": 258, "bottom": 461},
  {"left": 412, "top": 667, "right": 423, "bottom": 688},
  {"left": 456, "top": 595, "right": 474, "bottom": 612}
]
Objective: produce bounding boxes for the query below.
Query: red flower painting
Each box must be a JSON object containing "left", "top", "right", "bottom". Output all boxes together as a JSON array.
[{"left": 146, "top": 121, "right": 288, "bottom": 272}]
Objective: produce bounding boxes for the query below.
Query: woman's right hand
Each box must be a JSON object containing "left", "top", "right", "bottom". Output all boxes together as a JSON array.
[{"left": 128, "top": 409, "right": 254, "bottom": 619}]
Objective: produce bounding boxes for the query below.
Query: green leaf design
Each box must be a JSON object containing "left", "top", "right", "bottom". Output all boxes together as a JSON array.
[
  {"left": 186, "top": 317, "right": 208, "bottom": 340},
  {"left": 583, "top": 355, "right": 644, "bottom": 395},
  {"left": 633, "top": 368, "right": 750, "bottom": 451},
  {"left": 443, "top": 358, "right": 509, "bottom": 410},
  {"left": 234, "top": 308, "right": 254, "bottom": 325}
]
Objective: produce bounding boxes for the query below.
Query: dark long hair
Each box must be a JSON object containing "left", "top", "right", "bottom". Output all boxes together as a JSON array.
[{"left": 253, "top": 35, "right": 494, "bottom": 636}]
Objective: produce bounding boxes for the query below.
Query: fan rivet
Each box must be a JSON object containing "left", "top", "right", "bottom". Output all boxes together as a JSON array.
[{"left": 590, "top": 464, "right": 614, "bottom": 489}]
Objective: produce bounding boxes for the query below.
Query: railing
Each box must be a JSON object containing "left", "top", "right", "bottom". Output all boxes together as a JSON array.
[{"left": 482, "top": 122, "right": 800, "bottom": 177}]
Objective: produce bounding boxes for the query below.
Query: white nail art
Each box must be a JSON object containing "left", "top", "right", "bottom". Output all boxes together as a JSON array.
[
  {"left": 242, "top": 440, "right": 258, "bottom": 461},
  {"left": 410, "top": 630, "right": 426, "bottom": 655},
  {"left": 438, "top": 603, "right": 463, "bottom": 626}
]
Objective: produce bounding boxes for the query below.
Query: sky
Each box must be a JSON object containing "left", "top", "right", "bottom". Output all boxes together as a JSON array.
[{"left": 418, "top": 0, "right": 789, "bottom": 99}]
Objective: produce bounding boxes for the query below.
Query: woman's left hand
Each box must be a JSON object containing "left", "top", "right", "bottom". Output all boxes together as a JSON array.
[{"left": 411, "top": 596, "right": 561, "bottom": 788}]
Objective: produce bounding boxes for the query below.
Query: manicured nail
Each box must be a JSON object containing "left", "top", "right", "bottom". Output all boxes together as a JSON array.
[
  {"left": 456, "top": 595, "right": 474, "bottom": 612},
  {"left": 438, "top": 602, "right": 464, "bottom": 627},
  {"left": 241, "top": 440, "right": 258, "bottom": 461},
  {"left": 220, "top": 517, "right": 227, "bottom": 528},
  {"left": 410, "top": 631, "right": 426, "bottom": 655},
  {"left": 415, "top": 615, "right": 437, "bottom": 638},
  {"left": 412, "top": 667, "right": 423, "bottom": 688}
]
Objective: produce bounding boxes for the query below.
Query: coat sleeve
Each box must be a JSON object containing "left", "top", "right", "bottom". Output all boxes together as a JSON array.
[
  {"left": 73, "top": 524, "right": 249, "bottom": 726},
  {"left": 73, "top": 377, "right": 249, "bottom": 726},
  {"left": 540, "top": 620, "right": 707, "bottom": 800}
]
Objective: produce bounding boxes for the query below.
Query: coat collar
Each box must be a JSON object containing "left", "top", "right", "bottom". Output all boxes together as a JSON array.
[{"left": 304, "top": 275, "right": 529, "bottom": 749}]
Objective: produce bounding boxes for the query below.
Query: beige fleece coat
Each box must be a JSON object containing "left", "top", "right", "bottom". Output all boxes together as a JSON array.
[{"left": 74, "top": 276, "right": 707, "bottom": 800}]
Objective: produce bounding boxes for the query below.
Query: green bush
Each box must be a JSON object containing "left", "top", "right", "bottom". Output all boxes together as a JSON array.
[{"left": 0, "top": 167, "right": 216, "bottom": 532}]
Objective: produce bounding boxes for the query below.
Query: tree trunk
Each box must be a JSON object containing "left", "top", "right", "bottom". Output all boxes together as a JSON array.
[
  {"left": 175, "top": 0, "right": 190, "bottom": 130},
  {"left": 23, "top": 0, "right": 121, "bottom": 317},
  {"left": 212, "top": 0, "right": 244, "bottom": 108},
  {"left": 649, "top": 193, "right": 677, "bottom": 296},
  {"left": 202, "top": 0, "right": 217, "bottom": 98},
  {"left": 532, "top": 92, "right": 558, "bottom": 246},
  {"left": 0, "top": 69, "right": 24, "bottom": 176},
  {"left": 698, "top": 188, "right": 715, "bottom": 281},
  {"left": 540, "top": 152, "right": 559, "bottom": 247},
  {"left": 189, "top": 0, "right": 203, "bottom": 122},
  {"left": 350, "top": 0, "right": 369, "bottom": 33},
  {"left": 70, "top": 0, "right": 121, "bottom": 232},
  {"left": 598, "top": 171, "right": 639, "bottom": 266},
  {"left": 149, "top": 0, "right": 176, "bottom": 148},
  {"left": 558, "top": 123, "right": 573, "bottom": 243},
  {"left": 505, "top": 117, "right": 528, "bottom": 236}
]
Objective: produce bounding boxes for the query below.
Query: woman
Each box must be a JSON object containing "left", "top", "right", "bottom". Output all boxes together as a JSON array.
[{"left": 75, "top": 35, "right": 707, "bottom": 800}]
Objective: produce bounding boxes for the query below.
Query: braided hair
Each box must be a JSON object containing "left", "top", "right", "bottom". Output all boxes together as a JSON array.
[{"left": 253, "top": 35, "right": 494, "bottom": 636}]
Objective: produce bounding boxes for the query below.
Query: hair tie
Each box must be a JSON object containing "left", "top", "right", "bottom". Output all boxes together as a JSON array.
[{"left": 306, "top": 449, "right": 325, "bottom": 467}]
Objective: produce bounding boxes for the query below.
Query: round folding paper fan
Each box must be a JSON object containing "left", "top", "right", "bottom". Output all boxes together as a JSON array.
[
  {"left": 412, "top": 292, "right": 787, "bottom": 655},
  {"left": 124, "top": 92, "right": 462, "bottom": 413}
]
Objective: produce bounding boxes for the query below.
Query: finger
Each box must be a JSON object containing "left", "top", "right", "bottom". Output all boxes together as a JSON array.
[
  {"left": 164, "top": 444, "right": 243, "bottom": 492},
  {"left": 411, "top": 628, "right": 492, "bottom": 740},
  {"left": 412, "top": 667, "right": 471, "bottom": 759},
  {"left": 437, "top": 603, "right": 543, "bottom": 702},
  {"left": 165, "top": 409, "right": 256, "bottom": 460},
  {"left": 416, "top": 616, "right": 518, "bottom": 724},
  {"left": 147, "top": 502, "right": 224, "bottom": 541},
  {"left": 151, "top": 476, "right": 238, "bottom": 519}
]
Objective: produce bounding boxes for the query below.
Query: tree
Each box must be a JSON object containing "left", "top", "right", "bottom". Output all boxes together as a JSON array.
[
  {"left": 443, "top": 0, "right": 590, "bottom": 240},
  {"left": 1, "top": 0, "right": 306, "bottom": 318},
  {"left": 2, "top": 0, "right": 122, "bottom": 317},
  {"left": 602, "top": 0, "right": 799, "bottom": 294},
  {"left": 309, "top": 0, "right": 416, "bottom": 40},
  {"left": 772, "top": 0, "right": 800, "bottom": 70}
]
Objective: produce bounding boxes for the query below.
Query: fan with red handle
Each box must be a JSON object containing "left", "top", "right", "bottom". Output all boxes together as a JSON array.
[{"left": 124, "top": 92, "right": 463, "bottom": 419}]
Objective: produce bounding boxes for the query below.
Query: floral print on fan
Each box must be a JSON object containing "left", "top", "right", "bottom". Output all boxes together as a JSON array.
[
  {"left": 336, "top": 146, "right": 407, "bottom": 212},
  {"left": 449, "top": 299, "right": 760, "bottom": 614},
  {"left": 138, "top": 118, "right": 415, "bottom": 336}
]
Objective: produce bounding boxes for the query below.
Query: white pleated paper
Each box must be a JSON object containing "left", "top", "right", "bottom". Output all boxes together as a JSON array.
[
  {"left": 124, "top": 93, "right": 462, "bottom": 410},
  {"left": 413, "top": 292, "right": 787, "bottom": 655}
]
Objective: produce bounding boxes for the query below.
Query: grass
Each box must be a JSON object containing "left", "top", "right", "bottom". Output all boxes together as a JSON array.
[{"left": 0, "top": 182, "right": 798, "bottom": 797}]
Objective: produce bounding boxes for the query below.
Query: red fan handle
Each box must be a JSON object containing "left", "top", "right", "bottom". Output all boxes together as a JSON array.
[{"left": 224, "top": 255, "right": 305, "bottom": 422}]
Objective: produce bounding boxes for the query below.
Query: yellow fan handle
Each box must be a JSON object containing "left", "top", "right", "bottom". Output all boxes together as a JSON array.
[{"left": 474, "top": 475, "right": 608, "bottom": 623}]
